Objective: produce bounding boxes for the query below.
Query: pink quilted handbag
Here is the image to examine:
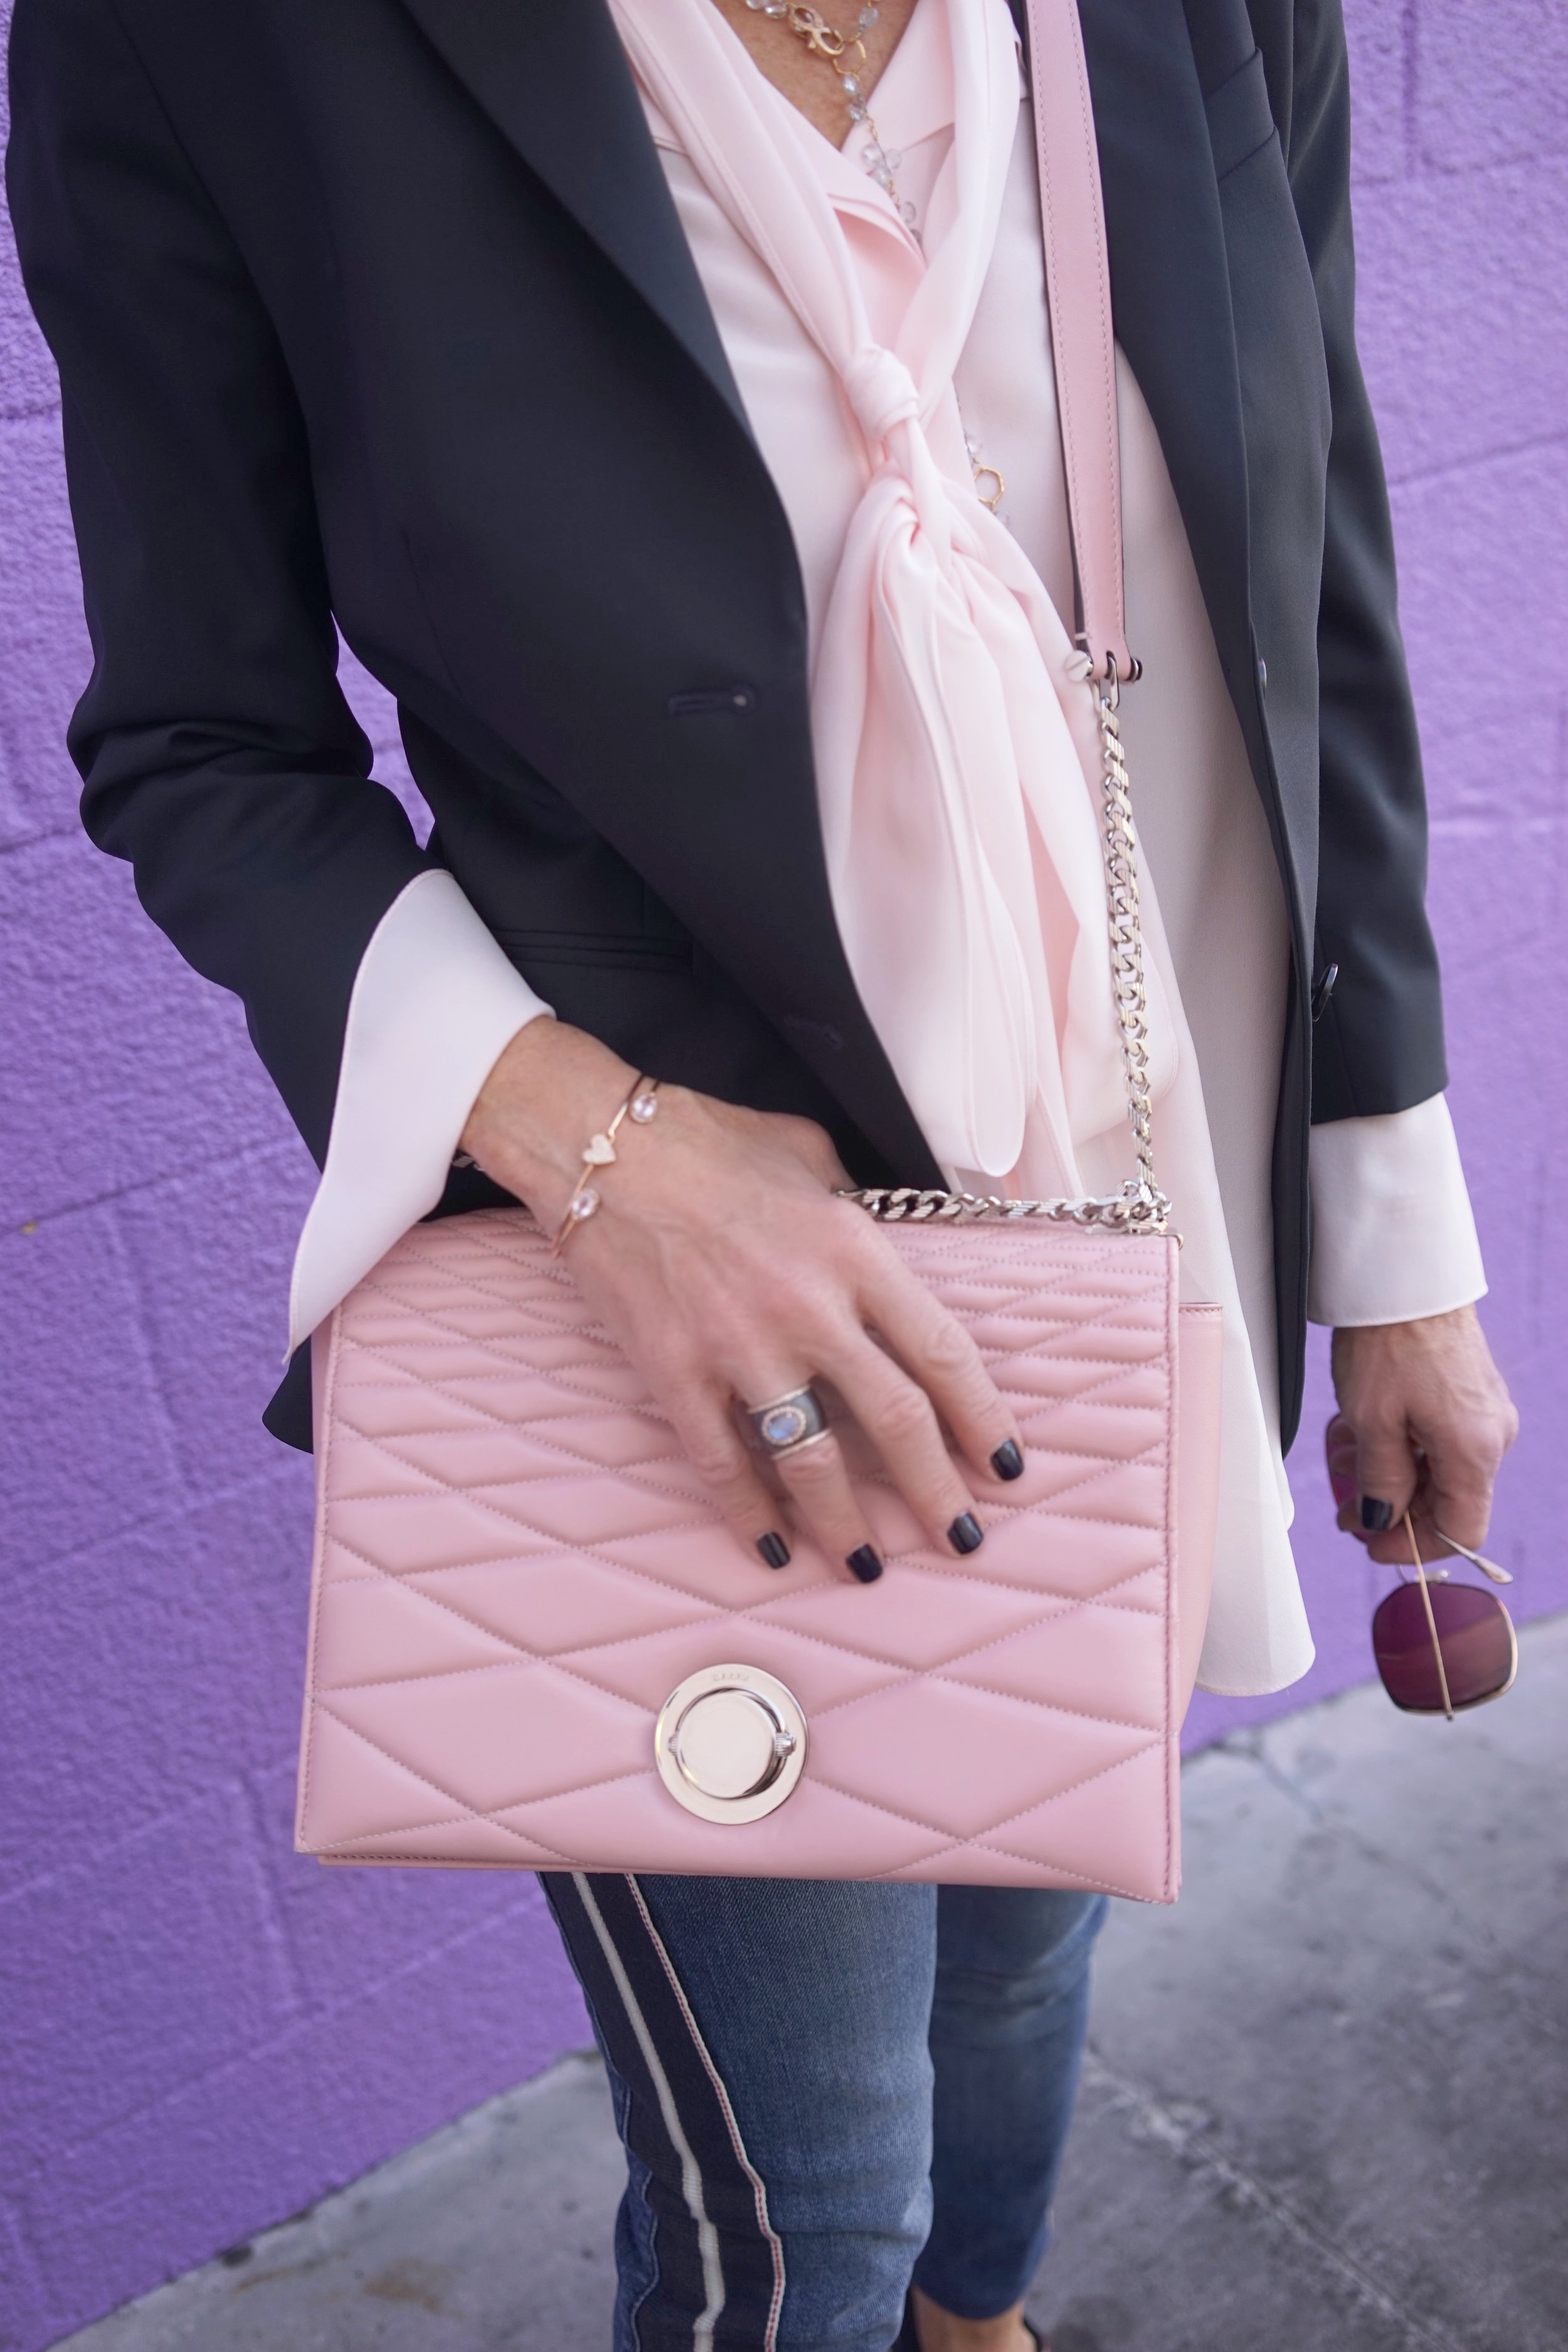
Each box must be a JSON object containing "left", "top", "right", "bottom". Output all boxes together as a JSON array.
[
  {"left": 294, "top": 0, "right": 1225, "bottom": 1901},
  {"left": 299, "top": 1221, "right": 1219, "bottom": 1899}
]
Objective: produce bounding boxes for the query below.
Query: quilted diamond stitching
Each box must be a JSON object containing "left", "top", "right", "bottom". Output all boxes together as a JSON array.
[
  {"left": 316, "top": 1637, "right": 1165, "bottom": 1739},
  {"left": 803, "top": 1735, "right": 1160, "bottom": 1848},
  {"left": 299, "top": 1210, "right": 1182, "bottom": 1896},
  {"left": 320, "top": 1454, "right": 1172, "bottom": 1686},
  {"left": 323, "top": 1370, "right": 1172, "bottom": 1628},
  {"left": 316, "top": 1512, "right": 1171, "bottom": 1752},
  {"left": 315, "top": 1374, "right": 1166, "bottom": 1722},
  {"left": 311, "top": 1705, "right": 598, "bottom": 1865},
  {"left": 331, "top": 1340, "right": 1172, "bottom": 1559}
]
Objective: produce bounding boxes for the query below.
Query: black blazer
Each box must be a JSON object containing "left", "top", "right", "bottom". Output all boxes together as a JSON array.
[{"left": 7, "top": 0, "right": 1446, "bottom": 1451}]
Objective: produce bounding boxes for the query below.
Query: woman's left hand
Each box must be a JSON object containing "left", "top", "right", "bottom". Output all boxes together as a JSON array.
[{"left": 1328, "top": 1305, "right": 1518, "bottom": 1564}]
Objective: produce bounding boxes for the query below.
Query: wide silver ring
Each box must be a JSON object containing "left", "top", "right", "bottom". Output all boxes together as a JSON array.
[{"left": 747, "top": 1385, "right": 829, "bottom": 1457}]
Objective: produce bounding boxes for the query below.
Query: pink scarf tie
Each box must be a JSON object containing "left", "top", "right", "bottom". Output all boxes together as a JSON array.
[{"left": 611, "top": 0, "right": 1174, "bottom": 1187}]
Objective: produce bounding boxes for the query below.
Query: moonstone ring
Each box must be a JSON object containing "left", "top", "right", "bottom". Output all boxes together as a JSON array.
[{"left": 747, "top": 1385, "right": 830, "bottom": 1457}]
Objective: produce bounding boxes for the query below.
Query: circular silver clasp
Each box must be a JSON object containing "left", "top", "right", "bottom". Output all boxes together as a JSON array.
[{"left": 654, "top": 1666, "right": 809, "bottom": 1824}]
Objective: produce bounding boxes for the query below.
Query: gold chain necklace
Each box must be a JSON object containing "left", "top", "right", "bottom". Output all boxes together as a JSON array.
[
  {"left": 744, "top": 1, "right": 917, "bottom": 225},
  {"left": 741, "top": 0, "right": 1004, "bottom": 513}
]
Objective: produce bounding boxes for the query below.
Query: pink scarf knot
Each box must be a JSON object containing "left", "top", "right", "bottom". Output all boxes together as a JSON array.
[{"left": 612, "top": 0, "right": 1174, "bottom": 1188}]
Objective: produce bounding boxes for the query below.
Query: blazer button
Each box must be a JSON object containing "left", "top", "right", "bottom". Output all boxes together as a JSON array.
[
  {"left": 1311, "top": 963, "right": 1339, "bottom": 1022},
  {"left": 1257, "top": 656, "right": 1268, "bottom": 693}
]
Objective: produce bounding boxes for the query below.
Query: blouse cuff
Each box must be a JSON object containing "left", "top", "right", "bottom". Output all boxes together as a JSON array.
[
  {"left": 285, "top": 869, "right": 551, "bottom": 1357},
  {"left": 1306, "top": 1093, "right": 1486, "bottom": 1329}
]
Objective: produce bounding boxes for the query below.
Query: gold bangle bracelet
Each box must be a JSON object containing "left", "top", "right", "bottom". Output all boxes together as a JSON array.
[{"left": 549, "top": 1076, "right": 660, "bottom": 1257}]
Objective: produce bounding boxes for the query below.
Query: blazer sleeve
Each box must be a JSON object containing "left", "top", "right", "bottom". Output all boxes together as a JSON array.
[
  {"left": 6, "top": 0, "right": 430, "bottom": 1169},
  {"left": 1279, "top": 0, "right": 1450, "bottom": 1123}
]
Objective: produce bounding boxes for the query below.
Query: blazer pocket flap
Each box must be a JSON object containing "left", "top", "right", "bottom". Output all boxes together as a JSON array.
[{"left": 495, "top": 928, "right": 693, "bottom": 972}]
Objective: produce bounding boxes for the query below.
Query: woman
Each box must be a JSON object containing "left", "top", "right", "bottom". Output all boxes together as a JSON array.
[{"left": 8, "top": 0, "right": 1517, "bottom": 2344}]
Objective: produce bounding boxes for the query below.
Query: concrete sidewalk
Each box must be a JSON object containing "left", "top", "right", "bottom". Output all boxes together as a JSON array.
[{"left": 58, "top": 1617, "right": 1568, "bottom": 2352}]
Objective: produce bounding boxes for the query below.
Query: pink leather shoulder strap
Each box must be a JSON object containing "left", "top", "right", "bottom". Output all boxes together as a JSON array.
[{"left": 1023, "top": 0, "right": 1133, "bottom": 681}]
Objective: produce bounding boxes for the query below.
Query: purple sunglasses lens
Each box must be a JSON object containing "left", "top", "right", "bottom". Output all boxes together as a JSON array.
[{"left": 1372, "top": 1581, "right": 1515, "bottom": 1713}]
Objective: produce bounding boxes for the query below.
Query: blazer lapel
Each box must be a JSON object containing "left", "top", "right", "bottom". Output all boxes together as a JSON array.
[
  {"left": 396, "top": 0, "right": 750, "bottom": 432},
  {"left": 393, "top": 0, "right": 943, "bottom": 1182},
  {"left": 1079, "top": 0, "right": 1253, "bottom": 701}
]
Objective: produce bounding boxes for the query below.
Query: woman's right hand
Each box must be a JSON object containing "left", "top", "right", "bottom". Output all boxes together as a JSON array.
[{"left": 460, "top": 1018, "right": 1024, "bottom": 1580}]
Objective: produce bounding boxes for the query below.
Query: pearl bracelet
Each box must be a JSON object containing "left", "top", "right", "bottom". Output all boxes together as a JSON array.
[{"left": 549, "top": 1076, "right": 661, "bottom": 1257}]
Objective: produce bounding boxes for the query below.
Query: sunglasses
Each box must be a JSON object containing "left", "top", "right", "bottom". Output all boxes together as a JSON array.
[
  {"left": 1372, "top": 1513, "right": 1518, "bottom": 1717},
  {"left": 1325, "top": 1421, "right": 1518, "bottom": 1719}
]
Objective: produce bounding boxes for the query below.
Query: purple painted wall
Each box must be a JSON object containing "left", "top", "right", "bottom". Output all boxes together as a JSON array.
[{"left": 1, "top": 2, "right": 1564, "bottom": 2341}]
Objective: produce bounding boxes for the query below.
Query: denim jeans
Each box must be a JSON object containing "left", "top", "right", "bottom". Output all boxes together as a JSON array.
[{"left": 543, "top": 1873, "right": 1106, "bottom": 2351}]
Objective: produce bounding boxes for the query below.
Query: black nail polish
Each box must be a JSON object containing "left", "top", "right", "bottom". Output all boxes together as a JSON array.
[
  {"left": 948, "top": 1512, "right": 984, "bottom": 1555},
  {"left": 990, "top": 1439, "right": 1024, "bottom": 1483},
  {"left": 846, "top": 1544, "right": 884, "bottom": 1584},
  {"left": 756, "top": 1532, "right": 791, "bottom": 1571},
  {"left": 1360, "top": 1496, "right": 1395, "bottom": 1533}
]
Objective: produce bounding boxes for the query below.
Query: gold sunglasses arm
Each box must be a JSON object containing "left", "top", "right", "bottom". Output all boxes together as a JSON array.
[
  {"left": 1404, "top": 1511, "right": 1455, "bottom": 1722},
  {"left": 1433, "top": 1525, "right": 1513, "bottom": 1585}
]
